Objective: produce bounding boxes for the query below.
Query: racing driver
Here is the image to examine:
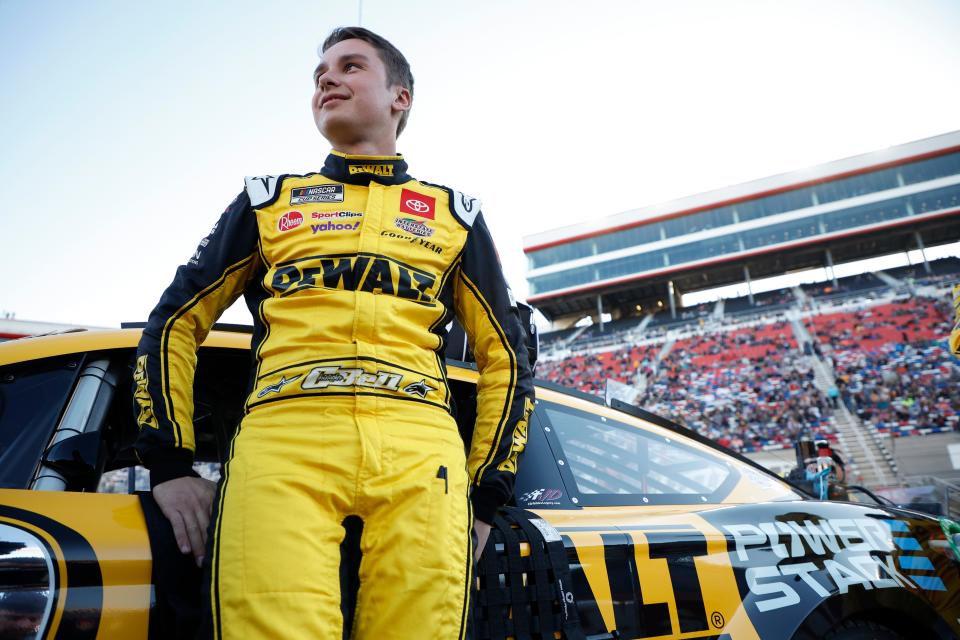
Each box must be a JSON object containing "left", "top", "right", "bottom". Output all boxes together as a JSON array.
[{"left": 132, "top": 26, "right": 534, "bottom": 639}]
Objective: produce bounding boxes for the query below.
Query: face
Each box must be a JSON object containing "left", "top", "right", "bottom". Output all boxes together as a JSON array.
[{"left": 312, "top": 38, "right": 410, "bottom": 145}]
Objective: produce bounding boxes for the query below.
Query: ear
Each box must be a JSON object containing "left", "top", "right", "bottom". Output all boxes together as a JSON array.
[{"left": 392, "top": 86, "right": 412, "bottom": 115}]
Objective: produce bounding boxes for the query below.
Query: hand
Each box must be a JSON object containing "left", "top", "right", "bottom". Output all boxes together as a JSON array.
[
  {"left": 152, "top": 476, "right": 217, "bottom": 567},
  {"left": 473, "top": 519, "right": 492, "bottom": 563}
]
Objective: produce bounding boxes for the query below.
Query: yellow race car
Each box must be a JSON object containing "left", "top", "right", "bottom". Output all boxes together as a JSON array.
[{"left": 1, "top": 326, "right": 959, "bottom": 639}]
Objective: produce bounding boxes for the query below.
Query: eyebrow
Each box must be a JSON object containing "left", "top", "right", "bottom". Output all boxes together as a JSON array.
[{"left": 313, "top": 53, "right": 371, "bottom": 80}]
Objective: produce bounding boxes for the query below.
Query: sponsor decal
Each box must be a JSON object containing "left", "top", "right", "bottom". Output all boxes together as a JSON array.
[
  {"left": 348, "top": 163, "right": 394, "bottom": 177},
  {"left": 271, "top": 254, "right": 437, "bottom": 303},
  {"left": 379, "top": 230, "right": 443, "bottom": 254},
  {"left": 402, "top": 379, "right": 437, "bottom": 399},
  {"left": 528, "top": 517, "right": 563, "bottom": 543},
  {"left": 724, "top": 517, "right": 940, "bottom": 613},
  {"left": 302, "top": 366, "right": 402, "bottom": 391},
  {"left": 399, "top": 188, "right": 435, "bottom": 219},
  {"left": 290, "top": 184, "right": 344, "bottom": 204},
  {"left": 133, "top": 355, "right": 157, "bottom": 429},
  {"left": 395, "top": 217, "right": 434, "bottom": 238},
  {"left": 256, "top": 374, "right": 302, "bottom": 398},
  {"left": 519, "top": 488, "right": 564, "bottom": 505},
  {"left": 498, "top": 396, "right": 533, "bottom": 474},
  {"left": 189, "top": 225, "right": 217, "bottom": 266},
  {"left": 311, "top": 221, "right": 361, "bottom": 233},
  {"left": 278, "top": 211, "right": 304, "bottom": 232},
  {"left": 311, "top": 210, "right": 363, "bottom": 219}
]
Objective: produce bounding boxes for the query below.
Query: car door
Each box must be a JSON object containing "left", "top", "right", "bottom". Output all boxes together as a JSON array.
[
  {"left": 517, "top": 390, "right": 768, "bottom": 639},
  {"left": 0, "top": 350, "right": 153, "bottom": 639}
]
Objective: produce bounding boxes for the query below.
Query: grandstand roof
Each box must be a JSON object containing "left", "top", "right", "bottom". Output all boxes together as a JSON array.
[
  {"left": 524, "top": 130, "right": 960, "bottom": 251},
  {"left": 526, "top": 131, "right": 960, "bottom": 320}
]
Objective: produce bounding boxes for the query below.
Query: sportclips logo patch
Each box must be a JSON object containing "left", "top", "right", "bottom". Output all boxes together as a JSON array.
[
  {"left": 311, "top": 210, "right": 363, "bottom": 234},
  {"left": 291, "top": 184, "right": 344, "bottom": 204},
  {"left": 399, "top": 189, "right": 435, "bottom": 219},
  {"left": 278, "top": 211, "right": 303, "bottom": 232}
]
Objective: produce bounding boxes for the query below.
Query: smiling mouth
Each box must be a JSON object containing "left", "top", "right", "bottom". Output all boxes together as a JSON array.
[{"left": 321, "top": 96, "right": 347, "bottom": 108}]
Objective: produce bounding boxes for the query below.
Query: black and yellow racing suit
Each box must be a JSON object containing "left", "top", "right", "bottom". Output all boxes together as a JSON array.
[{"left": 132, "top": 151, "right": 534, "bottom": 639}]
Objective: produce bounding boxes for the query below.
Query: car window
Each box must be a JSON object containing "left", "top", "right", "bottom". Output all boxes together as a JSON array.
[
  {"left": 97, "top": 462, "right": 221, "bottom": 494},
  {"left": 540, "top": 400, "right": 740, "bottom": 505},
  {"left": 0, "top": 356, "right": 79, "bottom": 488}
]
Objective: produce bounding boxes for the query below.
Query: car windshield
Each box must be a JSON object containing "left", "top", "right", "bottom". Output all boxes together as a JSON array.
[{"left": 541, "top": 400, "right": 740, "bottom": 504}]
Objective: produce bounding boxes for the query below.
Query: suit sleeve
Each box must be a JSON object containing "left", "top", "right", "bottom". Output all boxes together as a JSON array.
[
  {"left": 454, "top": 212, "right": 535, "bottom": 524},
  {"left": 951, "top": 283, "right": 960, "bottom": 358},
  {"left": 133, "top": 190, "right": 261, "bottom": 487}
]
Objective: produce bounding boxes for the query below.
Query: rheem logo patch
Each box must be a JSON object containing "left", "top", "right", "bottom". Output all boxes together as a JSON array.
[
  {"left": 399, "top": 189, "right": 435, "bottom": 220},
  {"left": 278, "top": 211, "right": 304, "bottom": 232}
]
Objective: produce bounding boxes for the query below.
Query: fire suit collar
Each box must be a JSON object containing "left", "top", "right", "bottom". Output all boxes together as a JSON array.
[{"left": 321, "top": 150, "right": 411, "bottom": 186}]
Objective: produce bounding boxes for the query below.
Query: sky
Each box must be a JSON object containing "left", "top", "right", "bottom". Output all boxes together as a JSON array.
[{"left": 1, "top": 0, "right": 959, "bottom": 328}]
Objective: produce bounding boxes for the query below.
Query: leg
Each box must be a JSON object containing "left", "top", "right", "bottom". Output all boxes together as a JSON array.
[
  {"left": 351, "top": 412, "right": 472, "bottom": 640},
  {"left": 208, "top": 403, "right": 362, "bottom": 640}
]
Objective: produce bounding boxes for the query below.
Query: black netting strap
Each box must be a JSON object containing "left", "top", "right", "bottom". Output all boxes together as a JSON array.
[{"left": 473, "top": 507, "right": 586, "bottom": 640}]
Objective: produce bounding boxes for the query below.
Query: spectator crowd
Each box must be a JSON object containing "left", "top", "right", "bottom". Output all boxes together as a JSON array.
[{"left": 537, "top": 270, "right": 959, "bottom": 455}]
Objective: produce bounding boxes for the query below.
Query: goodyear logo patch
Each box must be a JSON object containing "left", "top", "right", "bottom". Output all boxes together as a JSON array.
[{"left": 379, "top": 230, "right": 443, "bottom": 255}]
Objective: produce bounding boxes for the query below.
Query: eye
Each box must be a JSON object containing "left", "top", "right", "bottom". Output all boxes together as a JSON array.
[{"left": 344, "top": 62, "right": 360, "bottom": 71}]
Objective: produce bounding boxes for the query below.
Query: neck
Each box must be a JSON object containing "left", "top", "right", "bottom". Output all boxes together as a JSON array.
[
  {"left": 333, "top": 141, "right": 398, "bottom": 156},
  {"left": 329, "top": 131, "right": 398, "bottom": 157}
]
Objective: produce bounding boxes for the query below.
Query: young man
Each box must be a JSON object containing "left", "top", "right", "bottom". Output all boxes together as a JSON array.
[{"left": 133, "top": 26, "right": 534, "bottom": 639}]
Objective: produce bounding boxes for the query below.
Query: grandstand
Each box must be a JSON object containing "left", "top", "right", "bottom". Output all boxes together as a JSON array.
[{"left": 527, "top": 131, "right": 960, "bottom": 490}]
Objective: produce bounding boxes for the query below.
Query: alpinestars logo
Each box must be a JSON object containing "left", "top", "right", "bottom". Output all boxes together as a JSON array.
[
  {"left": 257, "top": 374, "right": 302, "bottom": 398},
  {"left": 402, "top": 379, "right": 437, "bottom": 398}
]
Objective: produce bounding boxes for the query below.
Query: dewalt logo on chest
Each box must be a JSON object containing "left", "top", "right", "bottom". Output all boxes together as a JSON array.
[{"left": 271, "top": 254, "right": 436, "bottom": 303}]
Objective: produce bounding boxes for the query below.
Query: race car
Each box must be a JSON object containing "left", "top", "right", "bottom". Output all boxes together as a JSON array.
[{"left": 1, "top": 326, "right": 959, "bottom": 639}]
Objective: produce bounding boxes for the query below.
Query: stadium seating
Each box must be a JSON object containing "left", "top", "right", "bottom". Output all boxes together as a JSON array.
[
  {"left": 536, "top": 258, "right": 960, "bottom": 454},
  {"left": 815, "top": 294, "right": 959, "bottom": 438}
]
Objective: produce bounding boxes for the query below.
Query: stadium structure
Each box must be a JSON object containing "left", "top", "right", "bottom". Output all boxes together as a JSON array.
[
  {"left": 526, "top": 130, "right": 960, "bottom": 327},
  {"left": 527, "top": 131, "right": 960, "bottom": 508}
]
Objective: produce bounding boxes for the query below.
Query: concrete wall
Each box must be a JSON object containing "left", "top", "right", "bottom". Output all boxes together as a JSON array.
[{"left": 889, "top": 432, "right": 960, "bottom": 483}]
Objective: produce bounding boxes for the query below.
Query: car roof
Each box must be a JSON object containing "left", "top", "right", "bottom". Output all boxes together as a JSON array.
[{"left": 0, "top": 326, "right": 800, "bottom": 496}]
